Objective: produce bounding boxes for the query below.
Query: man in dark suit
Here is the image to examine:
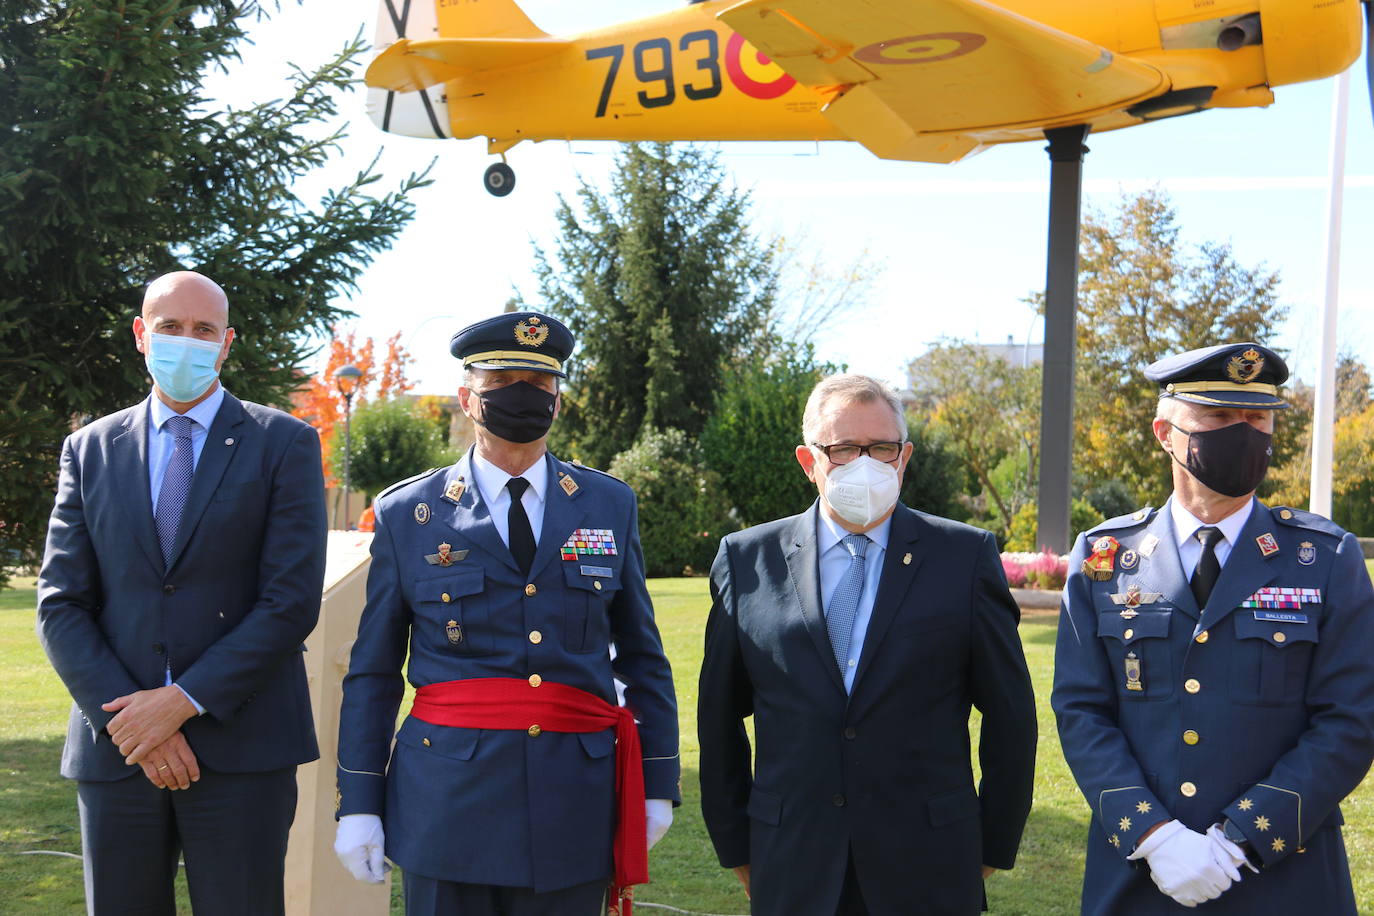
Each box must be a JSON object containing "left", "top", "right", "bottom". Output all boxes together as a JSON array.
[
  {"left": 37, "top": 271, "right": 327, "bottom": 915},
  {"left": 334, "top": 311, "right": 679, "bottom": 916},
  {"left": 1053, "top": 343, "right": 1374, "bottom": 914},
  {"left": 698, "top": 373, "right": 1038, "bottom": 916}
]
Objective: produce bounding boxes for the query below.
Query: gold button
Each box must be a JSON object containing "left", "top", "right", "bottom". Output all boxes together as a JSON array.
[
  {"left": 1195, "top": 630, "right": 1209, "bottom": 644},
  {"left": 524, "top": 584, "right": 537, "bottom": 597},
  {"left": 1182, "top": 730, "right": 1200, "bottom": 745},
  {"left": 527, "top": 724, "right": 542, "bottom": 737},
  {"left": 1280, "top": 509, "right": 1293, "bottom": 520},
  {"left": 528, "top": 674, "right": 542, "bottom": 687},
  {"left": 441, "top": 593, "right": 451, "bottom": 603},
  {"left": 593, "top": 581, "right": 602, "bottom": 591},
  {"left": 1180, "top": 781, "right": 1197, "bottom": 797},
  {"left": 1124, "top": 628, "right": 1135, "bottom": 640},
  {"left": 1273, "top": 631, "right": 1287, "bottom": 643},
  {"left": 1185, "top": 678, "right": 1201, "bottom": 694},
  {"left": 529, "top": 630, "right": 542, "bottom": 645},
  {"left": 422, "top": 737, "right": 431, "bottom": 747}
]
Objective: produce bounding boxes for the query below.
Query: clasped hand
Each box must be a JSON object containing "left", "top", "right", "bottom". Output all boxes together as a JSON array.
[
  {"left": 1127, "top": 819, "right": 1250, "bottom": 907},
  {"left": 103, "top": 686, "right": 200, "bottom": 789}
]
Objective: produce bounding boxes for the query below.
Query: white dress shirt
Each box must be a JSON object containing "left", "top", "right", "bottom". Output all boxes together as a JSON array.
[
  {"left": 1168, "top": 496, "right": 1253, "bottom": 581},
  {"left": 471, "top": 450, "right": 548, "bottom": 547},
  {"left": 817, "top": 510, "right": 891, "bottom": 693}
]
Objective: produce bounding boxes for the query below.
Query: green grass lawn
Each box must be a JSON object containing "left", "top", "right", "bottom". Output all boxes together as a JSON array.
[{"left": 6, "top": 565, "right": 1374, "bottom": 914}]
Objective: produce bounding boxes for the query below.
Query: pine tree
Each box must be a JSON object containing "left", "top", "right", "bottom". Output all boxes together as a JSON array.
[{"left": 0, "top": 2, "right": 430, "bottom": 575}]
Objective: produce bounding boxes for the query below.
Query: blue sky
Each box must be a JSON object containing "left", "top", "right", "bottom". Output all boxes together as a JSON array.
[{"left": 207, "top": 0, "right": 1374, "bottom": 395}]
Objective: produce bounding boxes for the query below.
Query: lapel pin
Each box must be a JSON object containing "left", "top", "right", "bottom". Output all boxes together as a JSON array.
[
  {"left": 1118, "top": 549, "right": 1139, "bottom": 571},
  {"left": 1298, "top": 541, "right": 1316, "bottom": 566},
  {"left": 559, "top": 473, "right": 579, "bottom": 496},
  {"left": 443, "top": 478, "right": 466, "bottom": 504},
  {"left": 903, "top": 552, "right": 912, "bottom": 566},
  {"left": 1256, "top": 533, "right": 1280, "bottom": 558},
  {"left": 224, "top": 438, "right": 234, "bottom": 446},
  {"left": 414, "top": 502, "right": 431, "bottom": 525}
]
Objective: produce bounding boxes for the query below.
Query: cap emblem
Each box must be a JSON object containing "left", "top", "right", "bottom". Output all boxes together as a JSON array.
[
  {"left": 1226, "top": 348, "right": 1264, "bottom": 384},
  {"left": 515, "top": 318, "right": 549, "bottom": 348}
]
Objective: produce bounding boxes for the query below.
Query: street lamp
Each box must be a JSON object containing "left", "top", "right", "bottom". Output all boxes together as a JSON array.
[{"left": 335, "top": 364, "right": 363, "bottom": 529}]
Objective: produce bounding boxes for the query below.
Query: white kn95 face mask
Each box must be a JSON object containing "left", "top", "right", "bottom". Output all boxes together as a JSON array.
[{"left": 820, "top": 454, "right": 900, "bottom": 528}]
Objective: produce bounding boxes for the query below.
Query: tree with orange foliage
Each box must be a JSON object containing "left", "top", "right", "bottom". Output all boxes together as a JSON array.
[{"left": 292, "top": 329, "right": 414, "bottom": 486}]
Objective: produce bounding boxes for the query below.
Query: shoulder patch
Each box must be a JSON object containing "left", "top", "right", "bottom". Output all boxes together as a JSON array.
[
  {"left": 376, "top": 467, "right": 441, "bottom": 501},
  {"left": 1271, "top": 506, "right": 1346, "bottom": 539},
  {"left": 1086, "top": 506, "right": 1156, "bottom": 537}
]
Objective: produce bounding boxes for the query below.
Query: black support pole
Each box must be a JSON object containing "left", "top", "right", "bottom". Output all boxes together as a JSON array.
[{"left": 1036, "top": 124, "right": 1090, "bottom": 555}]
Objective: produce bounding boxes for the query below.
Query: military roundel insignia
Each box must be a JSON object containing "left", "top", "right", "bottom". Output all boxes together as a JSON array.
[
  {"left": 1082, "top": 535, "right": 1119, "bottom": 581},
  {"left": 414, "top": 502, "right": 430, "bottom": 525},
  {"left": 1226, "top": 347, "right": 1265, "bottom": 384},
  {"left": 514, "top": 317, "right": 549, "bottom": 347},
  {"left": 1256, "top": 532, "right": 1280, "bottom": 558},
  {"left": 1118, "top": 548, "right": 1139, "bottom": 571},
  {"left": 1298, "top": 541, "right": 1316, "bottom": 566}
]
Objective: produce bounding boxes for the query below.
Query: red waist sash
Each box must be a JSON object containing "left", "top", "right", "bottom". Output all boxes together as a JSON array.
[{"left": 411, "top": 677, "right": 647, "bottom": 915}]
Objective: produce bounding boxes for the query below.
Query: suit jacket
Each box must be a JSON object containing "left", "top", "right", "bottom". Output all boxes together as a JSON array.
[
  {"left": 698, "top": 502, "right": 1037, "bottom": 916},
  {"left": 335, "top": 449, "right": 680, "bottom": 893},
  {"left": 1052, "top": 499, "right": 1374, "bottom": 915},
  {"left": 37, "top": 392, "right": 326, "bottom": 781}
]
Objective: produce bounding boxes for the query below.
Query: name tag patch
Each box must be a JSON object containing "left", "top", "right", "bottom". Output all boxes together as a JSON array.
[
  {"left": 580, "top": 565, "right": 613, "bottom": 578},
  {"left": 1253, "top": 611, "right": 1308, "bottom": 624}
]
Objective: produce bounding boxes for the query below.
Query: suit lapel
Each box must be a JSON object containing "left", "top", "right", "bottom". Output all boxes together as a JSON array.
[
  {"left": 439, "top": 450, "right": 519, "bottom": 574},
  {"left": 1141, "top": 502, "right": 1199, "bottom": 622},
  {"left": 527, "top": 453, "right": 588, "bottom": 580},
  {"left": 850, "top": 505, "right": 923, "bottom": 697},
  {"left": 166, "top": 392, "right": 244, "bottom": 570},
  {"left": 784, "top": 504, "right": 845, "bottom": 694},
  {"left": 113, "top": 396, "right": 164, "bottom": 574},
  {"left": 1199, "top": 500, "right": 1278, "bottom": 632}
]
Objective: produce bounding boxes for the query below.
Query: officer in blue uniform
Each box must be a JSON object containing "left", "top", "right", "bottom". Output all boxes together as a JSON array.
[
  {"left": 1053, "top": 342, "right": 1374, "bottom": 914},
  {"left": 333, "top": 311, "right": 680, "bottom": 915}
]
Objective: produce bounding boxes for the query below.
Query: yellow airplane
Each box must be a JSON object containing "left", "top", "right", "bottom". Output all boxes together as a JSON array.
[{"left": 364, "top": 0, "right": 1371, "bottom": 196}]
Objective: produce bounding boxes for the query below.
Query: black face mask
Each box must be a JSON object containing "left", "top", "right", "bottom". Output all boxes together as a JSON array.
[
  {"left": 1169, "top": 420, "right": 1273, "bottom": 498},
  {"left": 476, "top": 380, "right": 557, "bottom": 443}
]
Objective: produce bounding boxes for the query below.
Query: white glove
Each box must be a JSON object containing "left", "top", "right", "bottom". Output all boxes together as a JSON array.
[
  {"left": 334, "top": 813, "right": 389, "bottom": 883},
  {"left": 1207, "top": 824, "right": 1259, "bottom": 876},
  {"left": 646, "top": 798, "right": 674, "bottom": 850},
  {"left": 1126, "top": 819, "right": 1232, "bottom": 907}
]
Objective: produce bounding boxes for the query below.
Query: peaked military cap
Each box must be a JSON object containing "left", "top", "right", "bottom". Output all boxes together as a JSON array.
[
  {"left": 450, "top": 311, "right": 573, "bottom": 378},
  {"left": 1145, "top": 342, "right": 1289, "bottom": 409}
]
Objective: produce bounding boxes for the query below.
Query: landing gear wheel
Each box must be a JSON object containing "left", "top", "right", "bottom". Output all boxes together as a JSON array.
[{"left": 483, "top": 162, "right": 515, "bottom": 197}]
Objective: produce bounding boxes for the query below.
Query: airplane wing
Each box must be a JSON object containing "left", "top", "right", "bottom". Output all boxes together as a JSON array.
[
  {"left": 717, "top": 0, "right": 1168, "bottom": 162},
  {"left": 367, "top": 37, "right": 572, "bottom": 93}
]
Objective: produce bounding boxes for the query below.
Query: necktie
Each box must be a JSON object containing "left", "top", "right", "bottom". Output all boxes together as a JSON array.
[
  {"left": 506, "top": 477, "right": 537, "bottom": 576},
  {"left": 1190, "top": 526, "right": 1222, "bottom": 608},
  {"left": 826, "top": 534, "right": 869, "bottom": 679},
  {"left": 154, "top": 415, "right": 195, "bottom": 565}
]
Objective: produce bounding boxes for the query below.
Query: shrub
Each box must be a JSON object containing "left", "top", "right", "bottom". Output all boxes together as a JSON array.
[
  {"left": 608, "top": 428, "right": 739, "bottom": 577},
  {"left": 1001, "top": 550, "right": 1069, "bottom": 590},
  {"left": 1004, "top": 498, "right": 1105, "bottom": 552}
]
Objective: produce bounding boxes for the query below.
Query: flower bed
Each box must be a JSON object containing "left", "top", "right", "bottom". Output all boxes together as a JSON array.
[{"left": 1001, "top": 549, "right": 1069, "bottom": 591}]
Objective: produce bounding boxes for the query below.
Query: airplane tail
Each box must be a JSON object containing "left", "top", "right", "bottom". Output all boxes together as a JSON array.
[{"left": 365, "top": 0, "right": 553, "bottom": 139}]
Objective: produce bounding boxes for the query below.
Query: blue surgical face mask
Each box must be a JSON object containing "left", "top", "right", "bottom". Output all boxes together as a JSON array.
[{"left": 145, "top": 332, "right": 224, "bottom": 402}]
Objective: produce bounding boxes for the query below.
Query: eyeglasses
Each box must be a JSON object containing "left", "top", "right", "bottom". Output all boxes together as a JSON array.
[{"left": 811, "top": 441, "right": 905, "bottom": 465}]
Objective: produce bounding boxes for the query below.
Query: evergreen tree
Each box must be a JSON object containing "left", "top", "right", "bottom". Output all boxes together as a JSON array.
[
  {"left": 533, "top": 143, "right": 775, "bottom": 469},
  {"left": 0, "top": 2, "right": 430, "bottom": 575}
]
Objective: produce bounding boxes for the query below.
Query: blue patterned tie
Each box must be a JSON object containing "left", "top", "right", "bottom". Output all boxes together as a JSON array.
[
  {"left": 155, "top": 415, "right": 194, "bottom": 564},
  {"left": 826, "top": 534, "right": 869, "bottom": 678}
]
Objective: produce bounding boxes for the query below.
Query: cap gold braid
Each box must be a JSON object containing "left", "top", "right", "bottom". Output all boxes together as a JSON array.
[
  {"left": 462, "top": 349, "right": 562, "bottom": 371},
  {"left": 1163, "top": 381, "right": 1279, "bottom": 396}
]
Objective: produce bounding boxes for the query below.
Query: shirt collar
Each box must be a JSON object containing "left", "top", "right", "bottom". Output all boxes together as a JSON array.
[
  {"left": 149, "top": 385, "right": 225, "bottom": 433},
  {"left": 471, "top": 449, "right": 549, "bottom": 505},
  {"left": 1168, "top": 495, "right": 1254, "bottom": 549},
  {"left": 817, "top": 507, "right": 892, "bottom": 556}
]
